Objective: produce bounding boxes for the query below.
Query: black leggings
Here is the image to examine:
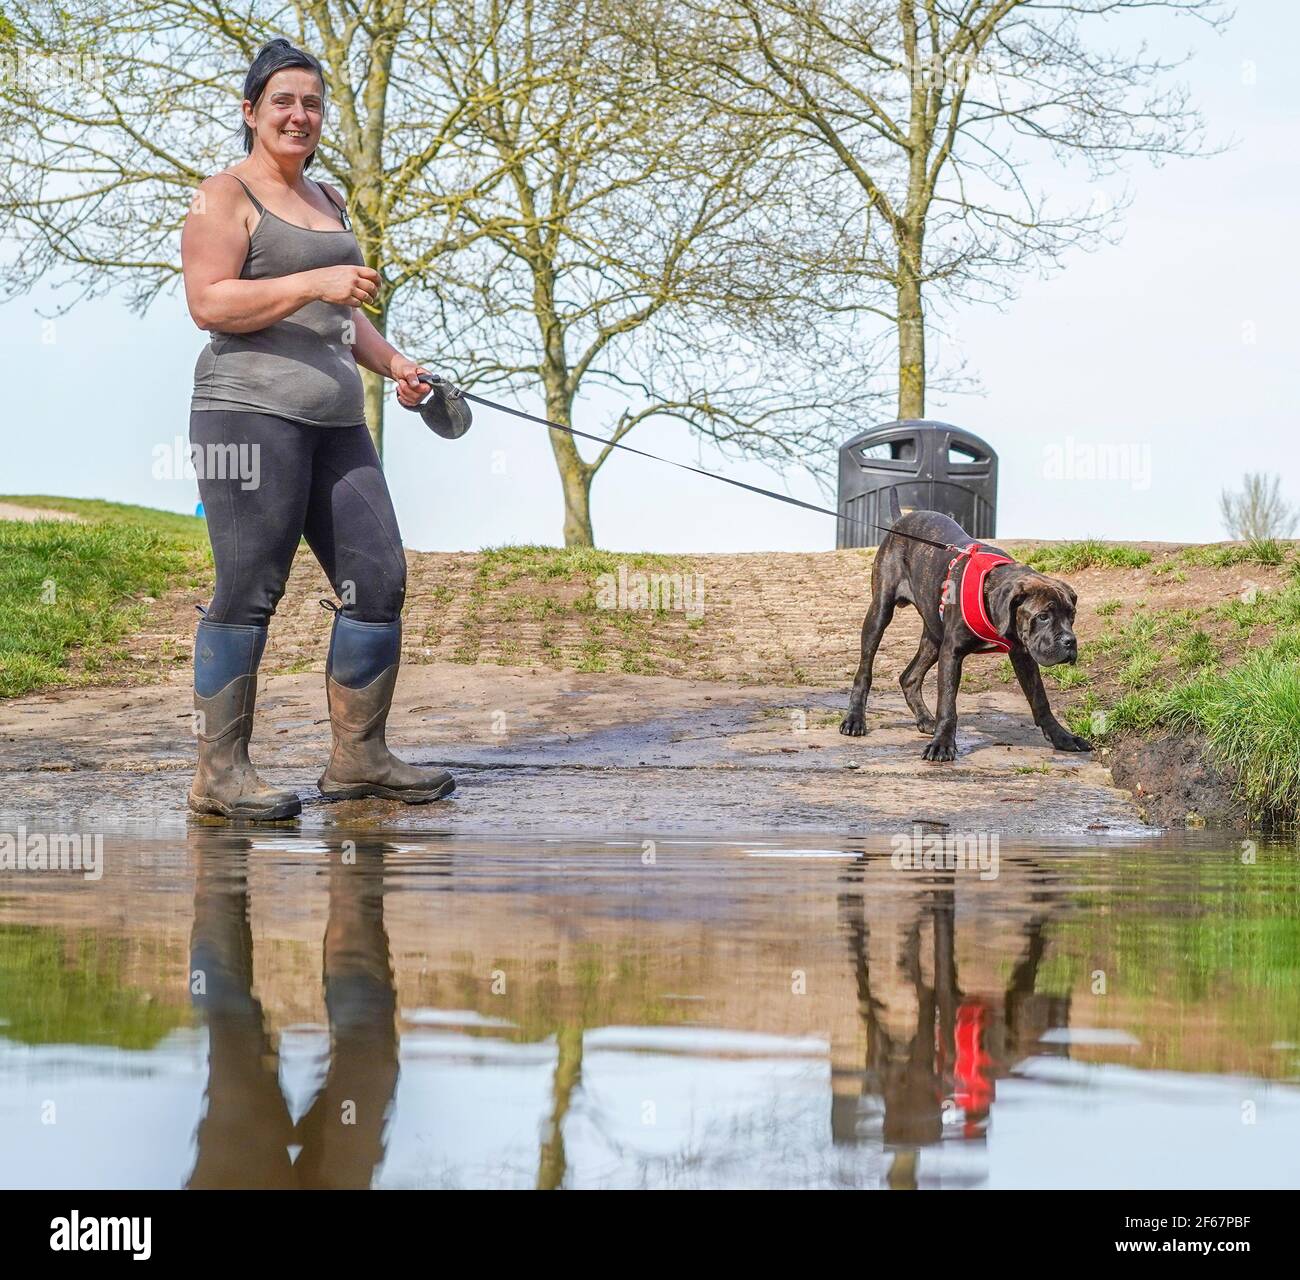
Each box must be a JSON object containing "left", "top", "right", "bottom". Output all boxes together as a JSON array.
[{"left": 190, "top": 410, "right": 406, "bottom": 627}]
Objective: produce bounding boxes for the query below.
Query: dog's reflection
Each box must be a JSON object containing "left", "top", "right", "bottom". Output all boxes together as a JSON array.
[
  {"left": 833, "top": 859, "right": 1073, "bottom": 1189},
  {"left": 185, "top": 831, "right": 399, "bottom": 1190}
]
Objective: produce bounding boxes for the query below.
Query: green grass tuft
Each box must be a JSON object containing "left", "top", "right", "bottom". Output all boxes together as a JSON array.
[
  {"left": 1181, "top": 539, "right": 1288, "bottom": 568},
  {"left": 0, "top": 495, "right": 210, "bottom": 550},
  {"left": 1021, "top": 540, "right": 1152, "bottom": 573},
  {"left": 477, "top": 543, "right": 683, "bottom": 584},
  {"left": 1175, "top": 629, "right": 1219, "bottom": 672}
]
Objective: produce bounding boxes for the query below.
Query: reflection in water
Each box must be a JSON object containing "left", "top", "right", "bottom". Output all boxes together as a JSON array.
[
  {"left": 833, "top": 865, "right": 1075, "bottom": 1189},
  {"left": 0, "top": 828, "right": 1298, "bottom": 1189},
  {"left": 187, "top": 836, "right": 398, "bottom": 1189}
]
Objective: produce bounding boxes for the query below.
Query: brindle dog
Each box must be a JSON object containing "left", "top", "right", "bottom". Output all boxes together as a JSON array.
[{"left": 840, "top": 493, "right": 1092, "bottom": 762}]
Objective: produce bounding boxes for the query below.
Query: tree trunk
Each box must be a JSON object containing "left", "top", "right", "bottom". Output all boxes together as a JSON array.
[
  {"left": 551, "top": 427, "right": 594, "bottom": 548},
  {"left": 536, "top": 1024, "right": 583, "bottom": 1190},
  {"left": 362, "top": 363, "right": 385, "bottom": 459},
  {"left": 543, "top": 380, "right": 595, "bottom": 547},
  {"left": 896, "top": 244, "right": 926, "bottom": 420}
]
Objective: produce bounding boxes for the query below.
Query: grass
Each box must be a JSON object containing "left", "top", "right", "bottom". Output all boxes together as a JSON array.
[
  {"left": 0, "top": 495, "right": 210, "bottom": 550},
  {"left": 1017, "top": 535, "right": 1300, "bottom": 826},
  {"left": 1175, "top": 629, "right": 1218, "bottom": 672},
  {"left": 1045, "top": 663, "right": 1090, "bottom": 690},
  {"left": 0, "top": 515, "right": 200, "bottom": 697},
  {"left": 1064, "top": 550, "right": 1300, "bottom": 825},
  {"left": 1157, "top": 649, "right": 1300, "bottom": 824},
  {"left": 478, "top": 542, "right": 681, "bottom": 584},
  {"left": 1017, "top": 539, "right": 1152, "bottom": 573},
  {"left": 1065, "top": 640, "right": 1300, "bottom": 824},
  {"left": 0, "top": 925, "right": 189, "bottom": 1048},
  {"left": 1181, "top": 538, "right": 1287, "bottom": 568}
]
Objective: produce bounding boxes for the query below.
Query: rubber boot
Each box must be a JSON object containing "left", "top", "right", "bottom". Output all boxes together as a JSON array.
[
  {"left": 317, "top": 613, "right": 455, "bottom": 803},
  {"left": 188, "top": 619, "right": 302, "bottom": 820}
]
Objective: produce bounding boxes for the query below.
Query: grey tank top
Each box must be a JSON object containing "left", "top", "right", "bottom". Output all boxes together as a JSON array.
[{"left": 191, "top": 174, "right": 366, "bottom": 427}]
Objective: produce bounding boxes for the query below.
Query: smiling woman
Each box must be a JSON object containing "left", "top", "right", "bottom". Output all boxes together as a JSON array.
[{"left": 177, "top": 36, "right": 459, "bottom": 822}]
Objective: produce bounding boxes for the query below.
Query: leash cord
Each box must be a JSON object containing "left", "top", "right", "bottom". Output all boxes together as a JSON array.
[{"left": 459, "top": 389, "right": 963, "bottom": 551}]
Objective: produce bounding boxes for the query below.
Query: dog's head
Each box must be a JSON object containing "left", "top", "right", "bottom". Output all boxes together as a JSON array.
[{"left": 987, "top": 568, "right": 1079, "bottom": 666}]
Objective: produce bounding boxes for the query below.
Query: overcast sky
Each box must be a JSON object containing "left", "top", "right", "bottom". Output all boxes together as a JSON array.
[{"left": 3, "top": 3, "right": 1296, "bottom": 552}]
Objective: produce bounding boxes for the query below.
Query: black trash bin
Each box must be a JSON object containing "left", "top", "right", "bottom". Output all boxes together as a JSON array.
[{"left": 836, "top": 420, "right": 998, "bottom": 548}]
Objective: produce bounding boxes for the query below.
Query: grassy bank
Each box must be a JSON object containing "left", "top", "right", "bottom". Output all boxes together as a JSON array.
[
  {"left": 0, "top": 496, "right": 209, "bottom": 698},
  {"left": 1022, "top": 538, "right": 1300, "bottom": 827},
  {"left": 2, "top": 495, "right": 1296, "bottom": 826}
]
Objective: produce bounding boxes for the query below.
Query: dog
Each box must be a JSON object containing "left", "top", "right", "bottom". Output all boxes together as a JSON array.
[{"left": 840, "top": 491, "right": 1091, "bottom": 762}]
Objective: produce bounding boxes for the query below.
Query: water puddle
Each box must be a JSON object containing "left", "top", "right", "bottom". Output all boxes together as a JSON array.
[{"left": 0, "top": 826, "right": 1297, "bottom": 1189}]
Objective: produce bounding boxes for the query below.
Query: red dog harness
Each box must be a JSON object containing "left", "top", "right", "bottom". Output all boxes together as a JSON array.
[{"left": 938, "top": 543, "right": 1014, "bottom": 652}]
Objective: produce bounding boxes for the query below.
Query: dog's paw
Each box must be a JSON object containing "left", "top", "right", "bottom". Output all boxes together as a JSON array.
[
  {"left": 839, "top": 710, "right": 868, "bottom": 737},
  {"left": 1046, "top": 727, "right": 1092, "bottom": 752},
  {"left": 921, "top": 736, "right": 957, "bottom": 763},
  {"left": 1045, "top": 717, "right": 1086, "bottom": 748},
  {"left": 916, "top": 716, "right": 937, "bottom": 736}
]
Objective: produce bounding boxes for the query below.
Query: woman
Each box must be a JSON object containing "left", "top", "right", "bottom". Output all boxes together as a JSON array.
[{"left": 180, "top": 37, "right": 453, "bottom": 820}]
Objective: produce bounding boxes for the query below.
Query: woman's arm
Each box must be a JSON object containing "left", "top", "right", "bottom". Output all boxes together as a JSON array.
[
  {"left": 352, "top": 312, "right": 434, "bottom": 408},
  {"left": 351, "top": 310, "right": 405, "bottom": 378}
]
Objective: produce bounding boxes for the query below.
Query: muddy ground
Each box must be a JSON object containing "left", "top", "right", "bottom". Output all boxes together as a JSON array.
[
  {"left": 5, "top": 536, "right": 1276, "bottom": 835},
  {"left": 0, "top": 661, "right": 1144, "bottom": 838}
]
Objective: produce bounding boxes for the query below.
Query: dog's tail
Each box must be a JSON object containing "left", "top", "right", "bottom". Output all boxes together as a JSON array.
[{"left": 888, "top": 488, "right": 902, "bottom": 524}]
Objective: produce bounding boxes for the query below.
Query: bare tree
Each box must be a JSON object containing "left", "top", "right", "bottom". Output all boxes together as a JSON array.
[
  {"left": 412, "top": 0, "right": 890, "bottom": 546},
  {"left": 1220, "top": 473, "right": 1297, "bottom": 542},
  {"left": 0, "top": 0, "right": 889, "bottom": 543},
  {"left": 641, "top": 0, "right": 1229, "bottom": 418},
  {"left": 0, "top": 1, "right": 531, "bottom": 455}
]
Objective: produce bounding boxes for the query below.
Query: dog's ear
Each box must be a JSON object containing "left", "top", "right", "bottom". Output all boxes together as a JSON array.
[
  {"left": 985, "top": 570, "right": 1035, "bottom": 639},
  {"left": 1043, "top": 575, "right": 1078, "bottom": 613}
]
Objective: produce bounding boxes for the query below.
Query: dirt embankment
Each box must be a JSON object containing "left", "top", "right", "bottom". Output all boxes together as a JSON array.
[
  {"left": 1107, "top": 734, "right": 1240, "bottom": 830},
  {"left": 9, "top": 536, "right": 1286, "bottom": 830}
]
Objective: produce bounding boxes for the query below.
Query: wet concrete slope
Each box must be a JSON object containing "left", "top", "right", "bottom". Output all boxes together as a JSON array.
[{"left": 0, "top": 662, "right": 1145, "bottom": 836}]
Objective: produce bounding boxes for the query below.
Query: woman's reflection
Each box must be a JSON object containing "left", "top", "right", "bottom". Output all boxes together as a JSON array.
[{"left": 185, "top": 831, "right": 399, "bottom": 1189}]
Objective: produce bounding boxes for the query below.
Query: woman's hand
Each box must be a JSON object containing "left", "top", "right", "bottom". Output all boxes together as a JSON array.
[
  {"left": 390, "top": 354, "right": 431, "bottom": 408},
  {"left": 310, "top": 264, "right": 380, "bottom": 308}
]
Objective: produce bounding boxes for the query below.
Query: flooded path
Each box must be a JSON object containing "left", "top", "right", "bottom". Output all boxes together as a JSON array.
[
  {"left": 0, "top": 661, "right": 1143, "bottom": 835},
  {"left": 1, "top": 826, "right": 1297, "bottom": 1189}
]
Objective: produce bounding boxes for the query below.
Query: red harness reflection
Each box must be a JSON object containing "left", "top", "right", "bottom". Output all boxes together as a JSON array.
[{"left": 953, "top": 999, "right": 995, "bottom": 1134}]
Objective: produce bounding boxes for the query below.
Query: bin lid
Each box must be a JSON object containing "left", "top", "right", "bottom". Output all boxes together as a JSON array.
[
  {"left": 841, "top": 419, "right": 996, "bottom": 459},
  {"left": 842, "top": 421, "right": 996, "bottom": 477}
]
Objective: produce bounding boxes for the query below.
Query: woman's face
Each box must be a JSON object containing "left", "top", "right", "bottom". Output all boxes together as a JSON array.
[{"left": 245, "top": 67, "right": 324, "bottom": 162}]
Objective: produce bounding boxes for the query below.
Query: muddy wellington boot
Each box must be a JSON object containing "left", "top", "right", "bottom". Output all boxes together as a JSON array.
[
  {"left": 317, "top": 613, "right": 455, "bottom": 803},
  {"left": 188, "top": 619, "right": 302, "bottom": 821}
]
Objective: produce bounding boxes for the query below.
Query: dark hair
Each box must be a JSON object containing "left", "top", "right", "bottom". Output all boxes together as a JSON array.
[{"left": 240, "top": 38, "right": 327, "bottom": 170}]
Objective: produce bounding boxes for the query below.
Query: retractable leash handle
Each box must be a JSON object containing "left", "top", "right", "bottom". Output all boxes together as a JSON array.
[{"left": 400, "top": 372, "right": 473, "bottom": 440}]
